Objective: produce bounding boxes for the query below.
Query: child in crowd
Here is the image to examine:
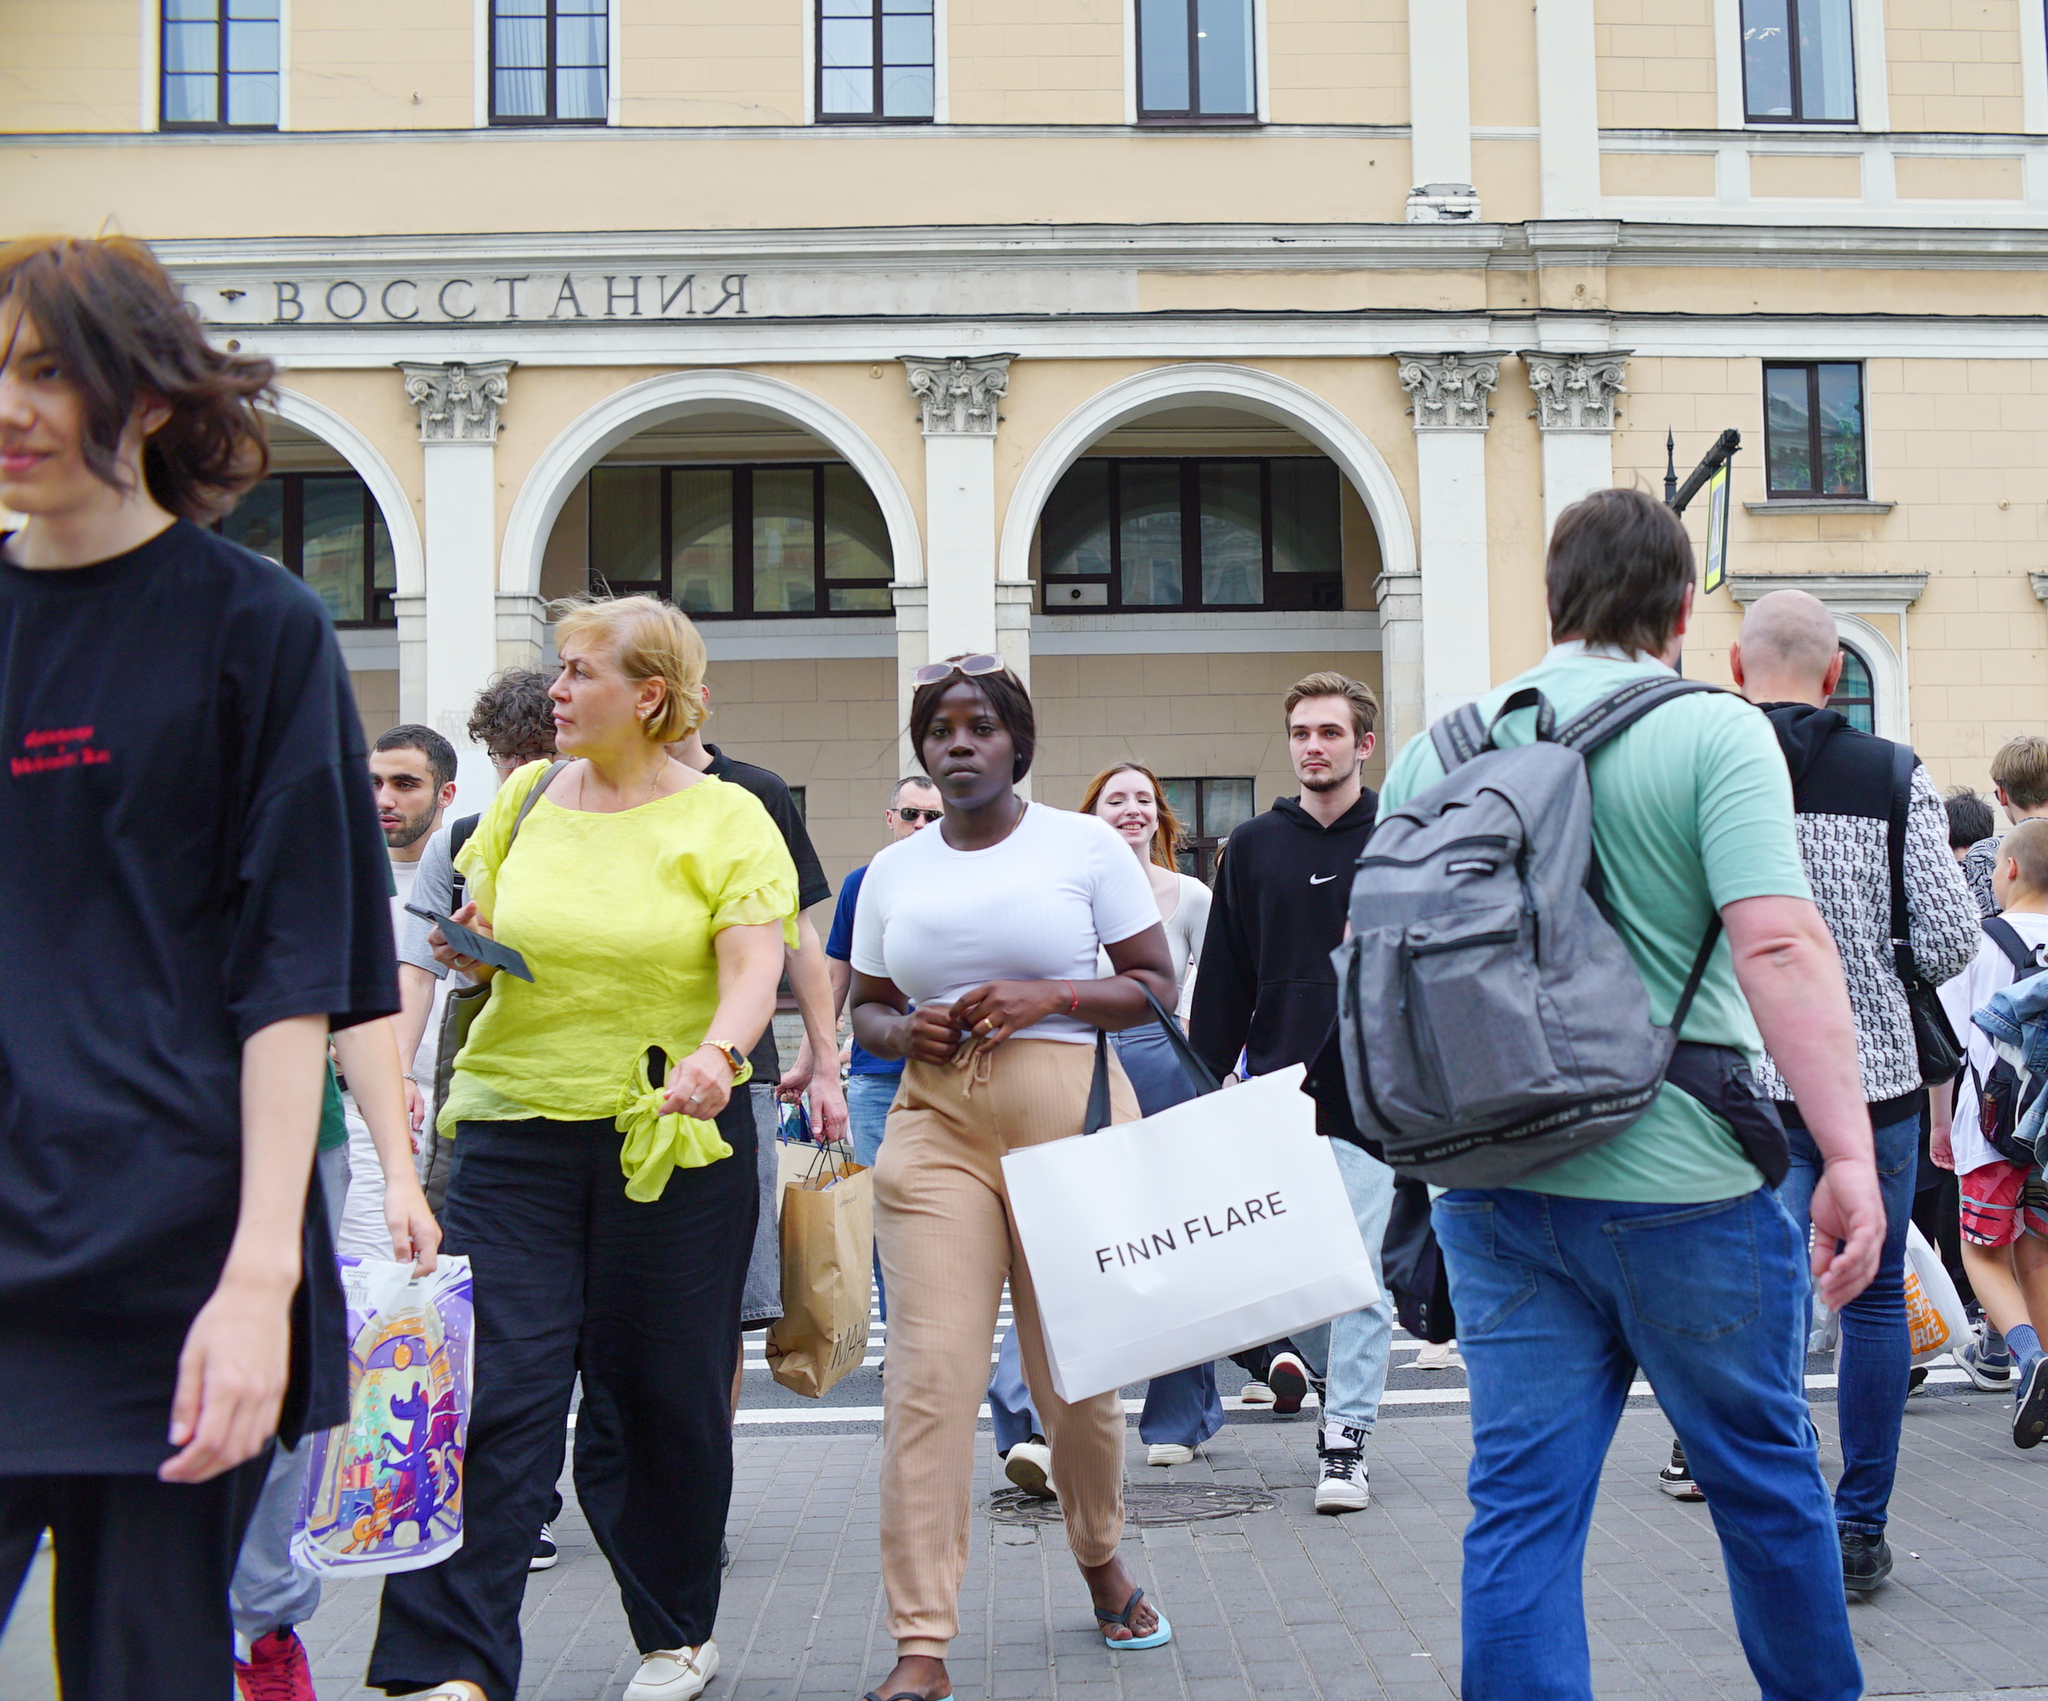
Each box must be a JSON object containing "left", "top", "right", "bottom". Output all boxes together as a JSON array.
[{"left": 1935, "top": 816, "right": 2048, "bottom": 1449}]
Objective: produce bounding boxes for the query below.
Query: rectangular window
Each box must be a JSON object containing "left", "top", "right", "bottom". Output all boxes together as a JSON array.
[
  {"left": 161, "top": 0, "right": 279, "bottom": 129},
  {"left": 216, "top": 473, "right": 395, "bottom": 626},
  {"left": 492, "top": 0, "right": 607, "bottom": 125},
  {"left": 587, "top": 463, "right": 894, "bottom": 617},
  {"left": 1040, "top": 457, "right": 1342, "bottom": 614},
  {"left": 1762, "top": 362, "right": 1867, "bottom": 498},
  {"left": 1741, "top": 0, "right": 1856, "bottom": 123},
  {"left": 1161, "top": 776, "right": 1254, "bottom": 883},
  {"left": 1137, "top": 0, "right": 1256, "bottom": 122},
  {"left": 818, "top": 0, "right": 936, "bottom": 122}
]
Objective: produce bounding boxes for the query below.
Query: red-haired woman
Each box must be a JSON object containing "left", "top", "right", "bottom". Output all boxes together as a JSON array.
[{"left": 0, "top": 236, "right": 396, "bottom": 1696}]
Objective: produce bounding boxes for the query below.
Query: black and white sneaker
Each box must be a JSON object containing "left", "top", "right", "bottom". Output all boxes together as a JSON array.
[
  {"left": 1314, "top": 1423, "right": 1370, "bottom": 1514},
  {"left": 530, "top": 1522, "right": 559, "bottom": 1571},
  {"left": 1268, "top": 1352, "right": 1311, "bottom": 1416},
  {"left": 2013, "top": 1356, "right": 2048, "bottom": 1450},
  {"left": 1657, "top": 1440, "right": 1704, "bottom": 1502}
]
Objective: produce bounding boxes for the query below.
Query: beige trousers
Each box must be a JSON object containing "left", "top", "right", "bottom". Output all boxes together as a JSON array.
[{"left": 873, "top": 1038, "right": 1139, "bottom": 1657}]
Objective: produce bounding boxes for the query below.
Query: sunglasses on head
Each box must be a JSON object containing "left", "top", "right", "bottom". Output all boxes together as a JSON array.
[
  {"left": 891, "top": 806, "right": 944, "bottom": 825},
  {"left": 910, "top": 654, "right": 1004, "bottom": 687}
]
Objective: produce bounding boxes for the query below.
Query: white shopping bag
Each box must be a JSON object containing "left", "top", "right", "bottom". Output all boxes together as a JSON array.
[
  {"left": 1001, "top": 1064, "right": 1380, "bottom": 1403},
  {"left": 1902, "top": 1220, "right": 1970, "bottom": 1366}
]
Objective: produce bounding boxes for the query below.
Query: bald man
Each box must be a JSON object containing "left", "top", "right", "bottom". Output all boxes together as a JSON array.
[{"left": 1713, "top": 589, "right": 1981, "bottom": 1589}]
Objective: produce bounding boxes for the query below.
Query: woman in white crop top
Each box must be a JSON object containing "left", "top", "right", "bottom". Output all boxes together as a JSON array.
[{"left": 848, "top": 660, "right": 1180, "bottom": 1700}]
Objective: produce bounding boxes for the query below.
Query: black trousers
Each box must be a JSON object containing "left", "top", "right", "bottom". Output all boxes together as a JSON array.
[
  {"left": 370, "top": 1104, "right": 757, "bottom": 1701},
  {"left": 0, "top": 1457, "right": 269, "bottom": 1701}
]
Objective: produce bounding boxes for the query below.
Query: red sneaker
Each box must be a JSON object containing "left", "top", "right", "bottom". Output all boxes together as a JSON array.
[{"left": 235, "top": 1627, "right": 317, "bottom": 1701}]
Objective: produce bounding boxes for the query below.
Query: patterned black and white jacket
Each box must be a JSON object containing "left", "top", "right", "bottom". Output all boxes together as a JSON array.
[{"left": 1753, "top": 704, "right": 1981, "bottom": 1124}]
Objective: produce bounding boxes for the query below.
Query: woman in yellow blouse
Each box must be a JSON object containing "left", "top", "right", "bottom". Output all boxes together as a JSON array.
[{"left": 371, "top": 596, "right": 797, "bottom": 1701}]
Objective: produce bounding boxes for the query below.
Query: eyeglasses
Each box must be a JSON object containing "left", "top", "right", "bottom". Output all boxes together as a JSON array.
[
  {"left": 910, "top": 654, "right": 1004, "bottom": 687},
  {"left": 891, "top": 806, "right": 944, "bottom": 825}
]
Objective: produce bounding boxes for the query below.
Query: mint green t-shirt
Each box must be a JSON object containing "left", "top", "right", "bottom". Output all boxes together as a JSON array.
[{"left": 1378, "top": 646, "right": 1810, "bottom": 1202}]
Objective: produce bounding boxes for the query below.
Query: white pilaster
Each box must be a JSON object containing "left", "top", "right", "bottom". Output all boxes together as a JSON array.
[
  {"left": 1395, "top": 351, "right": 1505, "bottom": 727},
  {"left": 399, "top": 358, "right": 513, "bottom": 819},
  {"left": 1407, "top": 0, "right": 1473, "bottom": 191},
  {"left": 1520, "top": 349, "right": 1630, "bottom": 541},
  {"left": 898, "top": 352, "right": 1017, "bottom": 663},
  {"left": 1535, "top": 0, "right": 1601, "bottom": 218}
]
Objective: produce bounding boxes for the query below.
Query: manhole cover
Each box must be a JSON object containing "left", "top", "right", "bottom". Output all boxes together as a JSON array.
[{"left": 987, "top": 1483, "right": 1276, "bottom": 1527}]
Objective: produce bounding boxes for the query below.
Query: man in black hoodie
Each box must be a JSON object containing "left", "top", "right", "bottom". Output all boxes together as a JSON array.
[
  {"left": 1189, "top": 671, "right": 1396, "bottom": 1513},
  {"left": 1718, "top": 590, "right": 1978, "bottom": 1589}
]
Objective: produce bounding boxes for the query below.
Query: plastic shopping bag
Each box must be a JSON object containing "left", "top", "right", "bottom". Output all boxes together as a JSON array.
[
  {"left": 1903, "top": 1221, "right": 1970, "bottom": 1366},
  {"left": 1001, "top": 1065, "right": 1379, "bottom": 1403},
  {"left": 766, "top": 1151, "right": 874, "bottom": 1397},
  {"left": 293, "top": 1255, "right": 475, "bottom": 1578}
]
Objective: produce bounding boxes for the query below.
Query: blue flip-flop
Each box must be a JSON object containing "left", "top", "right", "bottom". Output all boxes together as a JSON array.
[{"left": 1097, "top": 1586, "right": 1172, "bottom": 1651}]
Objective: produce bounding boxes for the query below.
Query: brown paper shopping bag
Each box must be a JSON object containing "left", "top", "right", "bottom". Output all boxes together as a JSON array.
[{"left": 765, "top": 1155, "right": 874, "bottom": 1398}]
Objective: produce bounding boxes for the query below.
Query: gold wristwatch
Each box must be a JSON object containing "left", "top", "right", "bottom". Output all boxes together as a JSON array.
[{"left": 698, "top": 1039, "right": 746, "bottom": 1077}]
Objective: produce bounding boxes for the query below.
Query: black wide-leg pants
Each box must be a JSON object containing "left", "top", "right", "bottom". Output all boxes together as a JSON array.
[{"left": 370, "top": 1102, "right": 757, "bottom": 1701}]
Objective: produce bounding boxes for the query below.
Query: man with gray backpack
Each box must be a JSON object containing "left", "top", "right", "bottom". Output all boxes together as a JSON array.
[{"left": 1347, "top": 488, "right": 1884, "bottom": 1701}]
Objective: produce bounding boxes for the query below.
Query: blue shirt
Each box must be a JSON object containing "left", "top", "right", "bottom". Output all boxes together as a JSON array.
[{"left": 826, "top": 864, "right": 902, "bottom": 1078}]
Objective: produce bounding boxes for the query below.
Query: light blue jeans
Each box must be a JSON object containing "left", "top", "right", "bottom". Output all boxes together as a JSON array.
[{"left": 1289, "top": 1139, "right": 1397, "bottom": 1433}]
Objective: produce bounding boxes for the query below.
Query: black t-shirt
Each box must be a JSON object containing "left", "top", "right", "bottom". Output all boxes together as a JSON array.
[
  {"left": 0, "top": 520, "right": 397, "bottom": 1472},
  {"left": 701, "top": 744, "right": 829, "bottom": 1080}
]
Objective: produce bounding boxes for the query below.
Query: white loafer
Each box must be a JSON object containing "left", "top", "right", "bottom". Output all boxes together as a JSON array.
[
  {"left": 1147, "top": 1443, "right": 1195, "bottom": 1466},
  {"left": 625, "top": 1639, "right": 720, "bottom": 1701}
]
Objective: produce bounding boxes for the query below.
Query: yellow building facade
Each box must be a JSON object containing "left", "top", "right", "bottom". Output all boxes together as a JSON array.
[{"left": 4, "top": 0, "right": 2046, "bottom": 877}]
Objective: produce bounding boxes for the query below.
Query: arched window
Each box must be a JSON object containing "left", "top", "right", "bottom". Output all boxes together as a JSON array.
[{"left": 1829, "top": 642, "right": 1874, "bottom": 733}]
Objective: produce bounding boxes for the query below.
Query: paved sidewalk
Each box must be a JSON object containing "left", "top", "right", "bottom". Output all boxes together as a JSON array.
[{"left": 3, "top": 1389, "right": 2045, "bottom": 1700}]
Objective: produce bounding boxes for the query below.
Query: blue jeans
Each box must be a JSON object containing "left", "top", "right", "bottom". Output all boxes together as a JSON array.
[
  {"left": 1287, "top": 1139, "right": 1396, "bottom": 1433},
  {"left": 847, "top": 1071, "right": 900, "bottom": 1320},
  {"left": 988, "top": 1324, "right": 1224, "bottom": 1452},
  {"left": 1433, "top": 1186, "right": 1859, "bottom": 1701},
  {"left": 1776, "top": 1110, "right": 1920, "bottom": 1536}
]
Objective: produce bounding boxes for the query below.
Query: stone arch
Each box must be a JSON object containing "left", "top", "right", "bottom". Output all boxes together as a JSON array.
[
  {"left": 997, "top": 362, "right": 1417, "bottom": 587},
  {"left": 1834, "top": 611, "right": 1909, "bottom": 744},
  {"left": 266, "top": 386, "right": 425, "bottom": 596},
  {"left": 498, "top": 369, "right": 923, "bottom": 598}
]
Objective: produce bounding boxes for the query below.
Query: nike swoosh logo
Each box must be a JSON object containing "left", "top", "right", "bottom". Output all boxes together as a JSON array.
[{"left": 1310, "top": 874, "right": 1336, "bottom": 885}]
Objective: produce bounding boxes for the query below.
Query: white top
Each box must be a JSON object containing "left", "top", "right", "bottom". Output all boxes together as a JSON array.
[
  {"left": 1099, "top": 871, "right": 1211, "bottom": 1013},
  {"left": 1938, "top": 910, "right": 2048, "bottom": 1174},
  {"left": 852, "top": 802, "right": 1160, "bottom": 1043}
]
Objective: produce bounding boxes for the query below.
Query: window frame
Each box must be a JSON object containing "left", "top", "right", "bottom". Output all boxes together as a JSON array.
[
  {"left": 158, "top": 0, "right": 281, "bottom": 133},
  {"left": 215, "top": 471, "right": 395, "bottom": 629},
  {"left": 585, "top": 461, "right": 895, "bottom": 619},
  {"left": 489, "top": 0, "right": 609, "bottom": 128},
  {"left": 1135, "top": 0, "right": 1259, "bottom": 125},
  {"left": 1761, "top": 360, "right": 1868, "bottom": 501},
  {"left": 814, "top": 0, "right": 937, "bottom": 125},
  {"left": 1038, "top": 455, "right": 1343, "bottom": 616},
  {"left": 1740, "top": 0, "right": 1858, "bottom": 126},
  {"left": 1162, "top": 776, "right": 1255, "bottom": 883}
]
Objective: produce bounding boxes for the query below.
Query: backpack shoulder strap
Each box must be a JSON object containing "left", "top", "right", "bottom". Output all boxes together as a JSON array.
[
  {"left": 449, "top": 811, "right": 481, "bottom": 863},
  {"left": 1983, "top": 915, "right": 2045, "bottom": 976},
  {"left": 1428, "top": 688, "right": 1558, "bottom": 775},
  {"left": 1885, "top": 743, "right": 1914, "bottom": 948},
  {"left": 1553, "top": 675, "right": 1724, "bottom": 758}
]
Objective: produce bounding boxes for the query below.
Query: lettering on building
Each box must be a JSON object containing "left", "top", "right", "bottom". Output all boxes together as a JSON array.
[{"left": 227, "top": 272, "right": 754, "bottom": 326}]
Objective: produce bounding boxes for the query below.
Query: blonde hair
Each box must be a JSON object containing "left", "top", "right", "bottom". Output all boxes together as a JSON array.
[
  {"left": 1284, "top": 670, "right": 1379, "bottom": 741},
  {"left": 1079, "top": 763, "right": 1185, "bottom": 871},
  {"left": 1991, "top": 735, "right": 2048, "bottom": 811},
  {"left": 548, "top": 594, "right": 707, "bottom": 744}
]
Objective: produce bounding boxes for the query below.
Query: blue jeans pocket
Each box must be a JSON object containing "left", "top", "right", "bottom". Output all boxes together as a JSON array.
[
  {"left": 1605, "top": 1193, "right": 1762, "bottom": 1342},
  {"left": 1431, "top": 1197, "right": 1538, "bottom": 1338}
]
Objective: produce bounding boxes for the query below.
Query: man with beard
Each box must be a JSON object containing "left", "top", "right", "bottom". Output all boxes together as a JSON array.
[
  {"left": 370, "top": 723, "right": 459, "bottom": 912},
  {"left": 1188, "top": 672, "right": 1396, "bottom": 1514}
]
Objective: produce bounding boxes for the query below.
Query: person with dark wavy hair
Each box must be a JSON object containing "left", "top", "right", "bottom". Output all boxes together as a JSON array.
[
  {"left": 0, "top": 234, "right": 396, "bottom": 1695},
  {"left": 847, "top": 656, "right": 1181, "bottom": 1701}
]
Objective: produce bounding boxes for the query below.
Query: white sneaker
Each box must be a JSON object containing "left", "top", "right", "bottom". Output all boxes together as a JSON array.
[
  {"left": 1003, "top": 1438, "right": 1056, "bottom": 1499},
  {"left": 1147, "top": 1443, "right": 1195, "bottom": 1466},
  {"left": 1238, "top": 1379, "right": 1275, "bottom": 1407},
  {"left": 1314, "top": 1423, "right": 1370, "bottom": 1514},
  {"left": 1412, "top": 1340, "right": 1463, "bottom": 1371},
  {"left": 625, "top": 1640, "right": 719, "bottom": 1701}
]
